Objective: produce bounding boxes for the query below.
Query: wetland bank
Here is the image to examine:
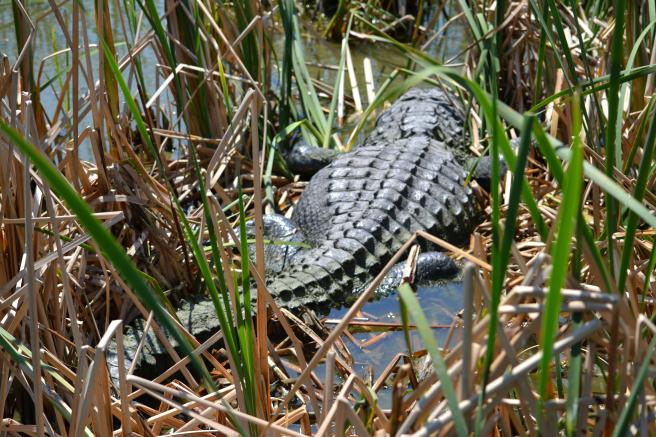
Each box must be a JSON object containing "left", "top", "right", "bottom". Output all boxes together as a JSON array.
[{"left": 1, "top": 0, "right": 656, "bottom": 435}]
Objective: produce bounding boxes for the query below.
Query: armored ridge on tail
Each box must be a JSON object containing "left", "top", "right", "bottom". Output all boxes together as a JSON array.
[{"left": 266, "top": 87, "right": 480, "bottom": 309}]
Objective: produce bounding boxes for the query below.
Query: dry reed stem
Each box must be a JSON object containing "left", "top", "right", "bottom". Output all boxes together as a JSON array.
[{"left": 2, "top": 0, "right": 656, "bottom": 434}]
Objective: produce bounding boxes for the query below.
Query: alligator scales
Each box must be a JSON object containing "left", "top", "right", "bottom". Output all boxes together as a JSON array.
[{"left": 263, "top": 88, "right": 480, "bottom": 308}]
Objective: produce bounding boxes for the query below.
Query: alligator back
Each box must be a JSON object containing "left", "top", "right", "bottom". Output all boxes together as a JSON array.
[{"left": 267, "top": 134, "right": 477, "bottom": 308}]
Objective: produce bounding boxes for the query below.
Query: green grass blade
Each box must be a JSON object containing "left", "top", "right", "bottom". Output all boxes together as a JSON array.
[
  {"left": 544, "top": 0, "right": 579, "bottom": 88},
  {"left": 474, "top": 30, "right": 502, "bottom": 432},
  {"left": 617, "top": 105, "right": 656, "bottom": 291},
  {"left": 566, "top": 309, "right": 583, "bottom": 436},
  {"left": 536, "top": 91, "right": 584, "bottom": 430},
  {"left": 604, "top": 0, "right": 627, "bottom": 275},
  {"left": 530, "top": 64, "right": 656, "bottom": 114},
  {"left": 398, "top": 283, "right": 468, "bottom": 436},
  {"left": 0, "top": 121, "right": 214, "bottom": 388},
  {"left": 236, "top": 188, "right": 258, "bottom": 418},
  {"left": 476, "top": 115, "right": 534, "bottom": 435},
  {"left": 497, "top": 115, "right": 535, "bottom": 318},
  {"left": 526, "top": 0, "right": 573, "bottom": 88}
]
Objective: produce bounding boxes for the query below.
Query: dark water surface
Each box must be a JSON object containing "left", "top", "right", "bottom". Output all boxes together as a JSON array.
[{"left": 322, "top": 280, "right": 464, "bottom": 409}]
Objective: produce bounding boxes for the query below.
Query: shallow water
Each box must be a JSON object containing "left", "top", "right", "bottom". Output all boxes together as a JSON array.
[
  {"left": 0, "top": 0, "right": 162, "bottom": 159},
  {"left": 1, "top": 1, "right": 468, "bottom": 156},
  {"left": 321, "top": 280, "right": 464, "bottom": 409}
]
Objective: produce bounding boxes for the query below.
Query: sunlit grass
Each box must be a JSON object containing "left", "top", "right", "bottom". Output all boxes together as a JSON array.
[{"left": 1, "top": 0, "right": 656, "bottom": 434}]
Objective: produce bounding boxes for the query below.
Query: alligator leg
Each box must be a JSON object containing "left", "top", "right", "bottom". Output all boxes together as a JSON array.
[
  {"left": 373, "top": 251, "right": 459, "bottom": 298},
  {"left": 285, "top": 140, "right": 340, "bottom": 179}
]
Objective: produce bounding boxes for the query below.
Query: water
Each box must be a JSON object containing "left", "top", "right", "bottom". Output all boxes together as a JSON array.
[
  {"left": 0, "top": 0, "right": 162, "bottom": 159},
  {"left": 321, "top": 280, "right": 464, "bottom": 408}
]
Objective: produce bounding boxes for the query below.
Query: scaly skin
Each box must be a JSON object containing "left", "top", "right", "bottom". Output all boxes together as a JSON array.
[
  {"left": 366, "top": 87, "right": 471, "bottom": 160},
  {"left": 365, "top": 87, "right": 505, "bottom": 190},
  {"left": 264, "top": 87, "right": 479, "bottom": 308},
  {"left": 261, "top": 87, "right": 488, "bottom": 309},
  {"left": 108, "top": 87, "right": 478, "bottom": 378}
]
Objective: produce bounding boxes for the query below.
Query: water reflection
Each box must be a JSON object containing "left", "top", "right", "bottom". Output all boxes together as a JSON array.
[{"left": 323, "top": 280, "right": 464, "bottom": 409}]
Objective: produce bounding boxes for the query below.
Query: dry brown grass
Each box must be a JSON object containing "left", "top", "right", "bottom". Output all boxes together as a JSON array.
[{"left": 1, "top": 0, "right": 656, "bottom": 435}]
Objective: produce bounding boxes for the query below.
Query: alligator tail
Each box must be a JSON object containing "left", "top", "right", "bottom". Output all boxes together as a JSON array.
[{"left": 265, "top": 243, "right": 375, "bottom": 309}]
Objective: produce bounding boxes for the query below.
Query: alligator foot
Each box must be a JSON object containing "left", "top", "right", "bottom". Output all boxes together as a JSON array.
[
  {"left": 373, "top": 251, "right": 459, "bottom": 299},
  {"left": 285, "top": 140, "right": 340, "bottom": 179}
]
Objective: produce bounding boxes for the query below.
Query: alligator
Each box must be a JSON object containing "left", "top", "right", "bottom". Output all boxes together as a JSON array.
[
  {"left": 261, "top": 87, "right": 495, "bottom": 309},
  {"left": 107, "top": 87, "right": 495, "bottom": 379}
]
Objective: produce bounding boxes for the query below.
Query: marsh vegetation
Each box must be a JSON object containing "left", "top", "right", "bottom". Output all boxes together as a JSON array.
[{"left": 1, "top": 0, "right": 656, "bottom": 435}]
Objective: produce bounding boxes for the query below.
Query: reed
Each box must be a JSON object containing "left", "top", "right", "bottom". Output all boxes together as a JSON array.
[{"left": 1, "top": 0, "right": 656, "bottom": 434}]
